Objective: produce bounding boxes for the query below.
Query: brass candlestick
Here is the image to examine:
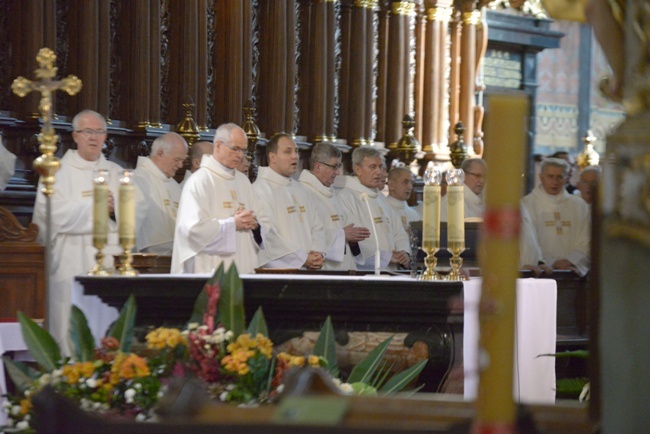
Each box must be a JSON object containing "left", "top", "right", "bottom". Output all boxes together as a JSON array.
[
  {"left": 117, "top": 170, "right": 138, "bottom": 276},
  {"left": 89, "top": 169, "right": 111, "bottom": 276},
  {"left": 445, "top": 168, "right": 468, "bottom": 281},
  {"left": 419, "top": 163, "right": 443, "bottom": 281}
]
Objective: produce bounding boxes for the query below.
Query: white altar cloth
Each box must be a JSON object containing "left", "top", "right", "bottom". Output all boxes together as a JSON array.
[{"left": 463, "top": 278, "right": 557, "bottom": 404}]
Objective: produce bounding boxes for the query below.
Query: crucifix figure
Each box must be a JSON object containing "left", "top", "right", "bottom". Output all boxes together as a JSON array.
[{"left": 11, "top": 47, "right": 82, "bottom": 332}]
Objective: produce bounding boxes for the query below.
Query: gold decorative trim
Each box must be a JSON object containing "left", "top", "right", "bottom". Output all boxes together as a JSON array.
[
  {"left": 427, "top": 6, "right": 453, "bottom": 22},
  {"left": 462, "top": 10, "right": 481, "bottom": 25},
  {"left": 355, "top": 0, "right": 377, "bottom": 9},
  {"left": 392, "top": 1, "right": 416, "bottom": 16}
]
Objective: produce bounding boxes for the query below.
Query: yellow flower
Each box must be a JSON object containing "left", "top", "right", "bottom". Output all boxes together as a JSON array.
[
  {"left": 146, "top": 327, "right": 185, "bottom": 350},
  {"left": 308, "top": 355, "right": 320, "bottom": 367},
  {"left": 289, "top": 356, "right": 305, "bottom": 367},
  {"left": 19, "top": 398, "right": 32, "bottom": 416}
]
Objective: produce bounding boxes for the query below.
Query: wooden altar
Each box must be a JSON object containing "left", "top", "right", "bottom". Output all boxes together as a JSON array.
[{"left": 76, "top": 273, "right": 463, "bottom": 393}]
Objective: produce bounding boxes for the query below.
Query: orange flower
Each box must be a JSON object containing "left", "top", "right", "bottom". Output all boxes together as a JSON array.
[{"left": 119, "top": 354, "right": 150, "bottom": 379}]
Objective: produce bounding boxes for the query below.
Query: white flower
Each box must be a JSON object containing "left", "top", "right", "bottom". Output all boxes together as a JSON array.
[
  {"left": 39, "top": 373, "right": 51, "bottom": 386},
  {"left": 338, "top": 383, "right": 354, "bottom": 394},
  {"left": 219, "top": 392, "right": 229, "bottom": 401},
  {"left": 11, "top": 405, "right": 21, "bottom": 415},
  {"left": 276, "top": 384, "right": 284, "bottom": 394},
  {"left": 188, "top": 322, "right": 199, "bottom": 330},
  {"left": 24, "top": 414, "right": 31, "bottom": 421},
  {"left": 135, "top": 413, "right": 147, "bottom": 422},
  {"left": 86, "top": 378, "right": 97, "bottom": 388},
  {"left": 125, "top": 388, "right": 136, "bottom": 404},
  {"left": 225, "top": 331, "right": 234, "bottom": 340},
  {"left": 134, "top": 383, "right": 142, "bottom": 390},
  {"left": 226, "top": 384, "right": 236, "bottom": 391},
  {"left": 16, "top": 420, "right": 29, "bottom": 430},
  {"left": 2, "top": 399, "right": 12, "bottom": 408},
  {"left": 52, "top": 369, "right": 63, "bottom": 378}
]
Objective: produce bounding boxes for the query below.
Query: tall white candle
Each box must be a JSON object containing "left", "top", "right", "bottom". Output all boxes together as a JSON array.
[
  {"left": 118, "top": 172, "right": 135, "bottom": 242},
  {"left": 446, "top": 184, "right": 465, "bottom": 246},
  {"left": 93, "top": 182, "right": 109, "bottom": 244},
  {"left": 422, "top": 185, "right": 441, "bottom": 248}
]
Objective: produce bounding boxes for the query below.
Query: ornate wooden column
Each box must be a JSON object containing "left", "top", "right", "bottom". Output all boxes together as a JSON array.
[
  {"left": 384, "top": 1, "right": 413, "bottom": 149},
  {"left": 448, "top": 9, "right": 461, "bottom": 141},
  {"left": 458, "top": 1, "right": 479, "bottom": 150},
  {"left": 97, "top": 1, "right": 111, "bottom": 120},
  {"left": 344, "top": 0, "right": 368, "bottom": 146},
  {"left": 375, "top": 1, "right": 390, "bottom": 144},
  {"left": 326, "top": 0, "right": 337, "bottom": 140},
  {"left": 422, "top": 1, "right": 453, "bottom": 160},
  {"left": 258, "top": 0, "right": 296, "bottom": 136},
  {"left": 197, "top": 0, "right": 208, "bottom": 129},
  {"left": 168, "top": 1, "right": 199, "bottom": 126},
  {"left": 131, "top": 1, "right": 151, "bottom": 128},
  {"left": 472, "top": 8, "right": 488, "bottom": 156},
  {"left": 149, "top": 0, "right": 162, "bottom": 127},
  {"left": 363, "top": 1, "right": 376, "bottom": 144},
  {"left": 306, "top": 0, "right": 329, "bottom": 143},
  {"left": 413, "top": 2, "right": 426, "bottom": 146}
]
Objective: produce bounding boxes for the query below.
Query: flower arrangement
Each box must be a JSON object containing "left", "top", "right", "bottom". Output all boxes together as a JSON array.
[{"left": 1, "top": 264, "right": 426, "bottom": 432}]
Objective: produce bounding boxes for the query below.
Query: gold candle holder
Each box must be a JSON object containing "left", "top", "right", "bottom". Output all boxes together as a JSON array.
[
  {"left": 117, "top": 170, "right": 138, "bottom": 276},
  {"left": 419, "top": 164, "right": 443, "bottom": 281},
  {"left": 88, "top": 169, "right": 111, "bottom": 276},
  {"left": 445, "top": 168, "right": 468, "bottom": 281}
]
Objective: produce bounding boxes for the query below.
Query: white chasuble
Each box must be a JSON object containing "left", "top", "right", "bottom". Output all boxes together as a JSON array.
[
  {"left": 338, "top": 176, "right": 410, "bottom": 270},
  {"left": 298, "top": 170, "right": 356, "bottom": 271},
  {"left": 521, "top": 184, "right": 591, "bottom": 276},
  {"left": 32, "top": 150, "right": 122, "bottom": 350},
  {"left": 132, "top": 156, "right": 181, "bottom": 255},
  {"left": 463, "top": 184, "right": 485, "bottom": 219},
  {"left": 253, "top": 167, "right": 326, "bottom": 268},
  {"left": 385, "top": 195, "right": 421, "bottom": 233},
  {"left": 171, "top": 156, "right": 260, "bottom": 274}
]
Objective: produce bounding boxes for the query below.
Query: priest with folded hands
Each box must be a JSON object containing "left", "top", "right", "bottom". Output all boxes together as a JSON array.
[{"left": 171, "top": 123, "right": 261, "bottom": 274}]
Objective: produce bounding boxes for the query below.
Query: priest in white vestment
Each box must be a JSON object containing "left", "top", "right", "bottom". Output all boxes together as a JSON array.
[
  {"left": 0, "top": 136, "right": 16, "bottom": 191},
  {"left": 521, "top": 158, "right": 591, "bottom": 276},
  {"left": 133, "top": 132, "right": 187, "bottom": 255},
  {"left": 298, "top": 142, "right": 370, "bottom": 271},
  {"left": 338, "top": 147, "right": 411, "bottom": 271},
  {"left": 253, "top": 134, "right": 327, "bottom": 269},
  {"left": 386, "top": 167, "right": 420, "bottom": 233},
  {"left": 32, "top": 110, "right": 122, "bottom": 350},
  {"left": 180, "top": 141, "right": 213, "bottom": 189},
  {"left": 172, "top": 124, "right": 261, "bottom": 274}
]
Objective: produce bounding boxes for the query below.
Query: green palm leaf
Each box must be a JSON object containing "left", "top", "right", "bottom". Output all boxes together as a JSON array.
[
  {"left": 69, "top": 305, "right": 96, "bottom": 361},
  {"left": 2, "top": 357, "right": 40, "bottom": 393},
  {"left": 218, "top": 263, "right": 245, "bottom": 336},
  {"left": 380, "top": 359, "right": 428, "bottom": 394},
  {"left": 107, "top": 294, "right": 137, "bottom": 352},
  {"left": 312, "top": 316, "right": 338, "bottom": 376},
  {"left": 247, "top": 307, "right": 269, "bottom": 337},
  {"left": 347, "top": 336, "right": 393, "bottom": 384},
  {"left": 17, "top": 311, "right": 60, "bottom": 372}
]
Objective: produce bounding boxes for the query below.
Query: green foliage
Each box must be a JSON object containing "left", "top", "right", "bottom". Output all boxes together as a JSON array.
[
  {"left": 107, "top": 294, "right": 137, "bottom": 352},
  {"left": 556, "top": 377, "right": 589, "bottom": 396},
  {"left": 2, "top": 357, "right": 40, "bottom": 394},
  {"left": 69, "top": 305, "right": 96, "bottom": 362},
  {"left": 347, "top": 336, "right": 393, "bottom": 384},
  {"left": 218, "top": 263, "right": 246, "bottom": 336},
  {"left": 17, "top": 311, "right": 61, "bottom": 372},
  {"left": 380, "top": 360, "right": 428, "bottom": 394},
  {"left": 247, "top": 307, "right": 269, "bottom": 337},
  {"left": 312, "top": 316, "right": 338, "bottom": 377}
]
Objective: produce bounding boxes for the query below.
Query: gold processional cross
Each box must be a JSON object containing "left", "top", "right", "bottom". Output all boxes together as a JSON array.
[
  {"left": 11, "top": 47, "right": 82, "bottom": 331},
  {"left": 11, "top": 47, "right": 82, "bottom": 196},
  {"left": 544, "top": 211, "right": 571, "bottom": 235}
]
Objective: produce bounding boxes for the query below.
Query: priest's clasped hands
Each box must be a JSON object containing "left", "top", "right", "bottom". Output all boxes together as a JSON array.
[{"left": 233, "top": 208, "right": 259, "bottom": 231}]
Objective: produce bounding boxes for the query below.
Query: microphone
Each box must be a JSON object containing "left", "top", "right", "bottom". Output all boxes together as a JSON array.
[{"left": 361, "top": 193, "right": 381, "bottom": 276}]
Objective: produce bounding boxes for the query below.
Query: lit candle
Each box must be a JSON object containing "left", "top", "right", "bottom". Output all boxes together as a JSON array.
[
  {"left": 474, "top": 94, "right": 528, "bottom": 431},
  {"left": 118, "top": 170, "right": 135, "bottom": 242},
  {"left": 446, "top": 169, "right": 465, "bottom": 251},
  {"left": 92, "top": 170, "right": 109, "bottom": 245}
]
